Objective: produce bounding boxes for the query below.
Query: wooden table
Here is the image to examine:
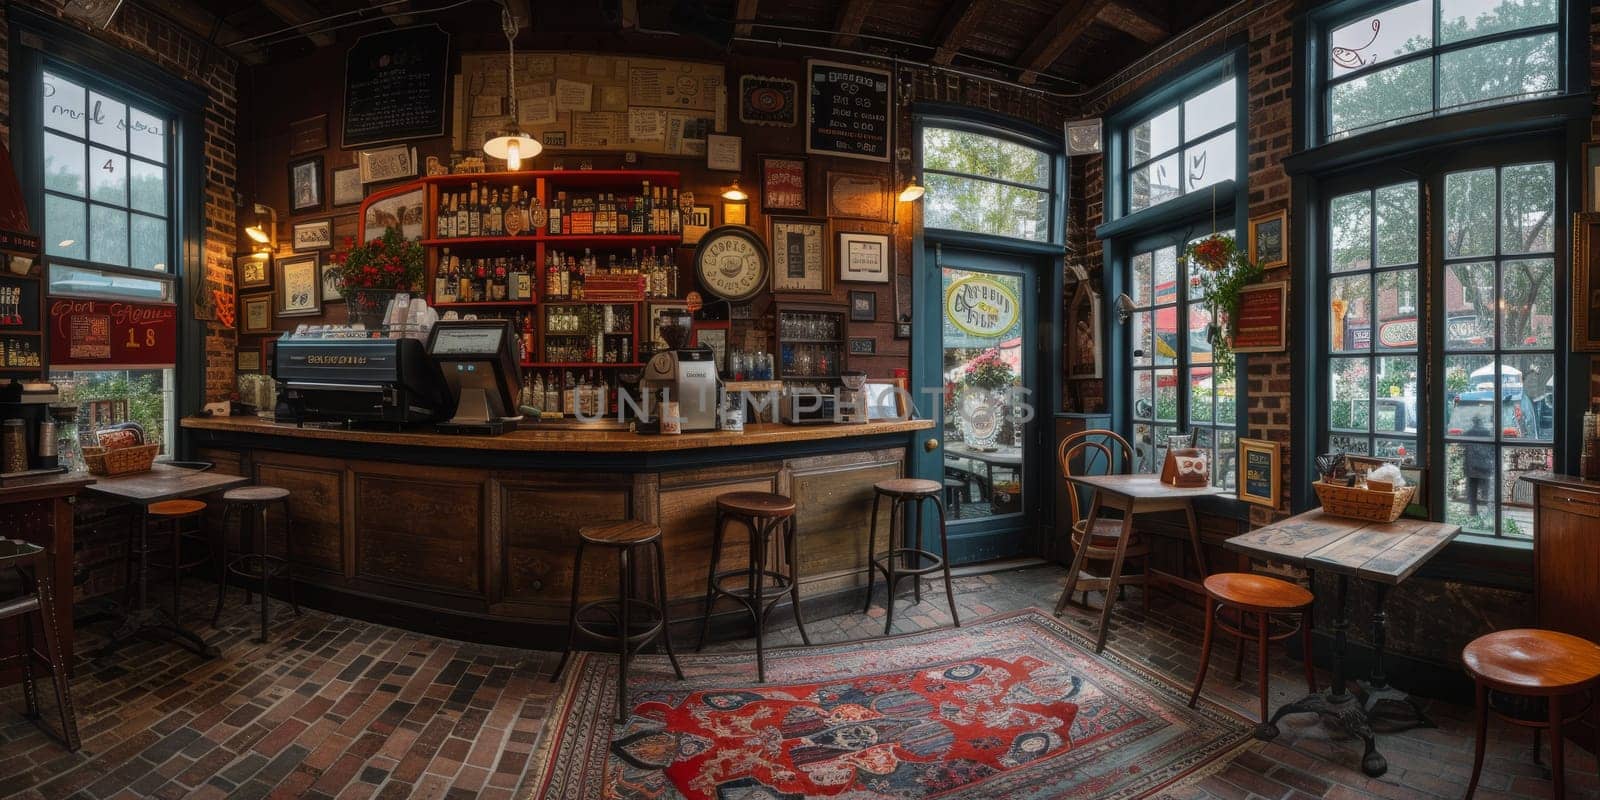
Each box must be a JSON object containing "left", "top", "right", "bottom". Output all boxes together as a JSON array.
[
  {"left": 1056, "top": 474, "right": 1225, "bottom": 652},
  {"left": 1225, "top": 509, "right": 1459, "bottom": 777},
  {"left": 0, "top": 471, "right": 94, "bottom": 684},
  {"left": 943, "top": 443, "right": 1022, "bottom": 492},
  {"left": 84, "top": 464, "right": 249, "bottom": 659}
]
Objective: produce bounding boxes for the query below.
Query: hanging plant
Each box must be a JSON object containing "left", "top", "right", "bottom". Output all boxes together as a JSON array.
[{"left": 1183, "top": 234, "right": 1265, "bottom": 382}]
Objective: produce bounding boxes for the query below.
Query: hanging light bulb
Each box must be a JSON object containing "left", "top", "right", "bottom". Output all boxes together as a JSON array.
[
  {"left": 483, "top": 5, "right": 541, "bottom": 169},
  {"left": 898, "top": 177, "right": 925, "bottom": 202},
  {"left": 722, "top": 177, "right": 748, "bottom": 201},
  {"left": 243, "top": 203, "right": 276, "bottom": 252}
]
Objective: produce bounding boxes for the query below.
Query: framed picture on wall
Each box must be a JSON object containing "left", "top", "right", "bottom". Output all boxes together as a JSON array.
[
  {"left": 837, "top": 230, "right": 891, "bottom": 284},
  {"left": 288, "top": 156, "right": 324, "bottom": 212},
  {"left": 647, "top": 303, "right": 691, "bottom": 351},
  {"left": 739, "top": 75, "right": 799, "bottom": 127},
  {"left": 1237, "top": 438, "right": 1282, "bottom": 508},
  {"left": 1573, "top": 212, "right": 1600, "bottom": 351},
  {"left": 724, "top": 202, "right": 747, "bottom": 226},
  {"left": 849, "top": 336, "right": 876, "bottom": 355},
  {"left": 241, "top": 294, "right": 272, "bottom": 334},
  {"left": 358, "top": 145, "right": 417, "bottom": 184},
  {"left": 236, "top": 349, "right": 262, "bottom": 373},
  {"left": 706, "top": 134, "right": 741, "bottom": 171},
  {"left": 826, "top": 172, "right": 891, "bottom": 222},
  {"left": 1248, "top": 209, "right": 1287, "bottom": 269},
  {"left": 275, "top": 254, "right": 321, "bottom": 317},
  {"left": 769, "top": 217, "right": 828, "bottom": 293},
  {"left": 760, "top": 155, "right": 807, "bottom": 212},
  {"left": 332, "top": 165, "right": 364, "bottom": 207},
  {"left": 320, "top": 259, "right": 344, "bottom": 303},
  {"left": 1586, "top": 142, "right": 1600, "bottom": 214},
  {"left": 289, "top": 114, "right": 327, "bottom": 155},
  {"left": 683, "top": 205, "right": 713, "bottom": 245},
  {"left": 292, "top": 219, "right": 333, "bottom": 252},
  {"left": 236, "top": 254, "right": 271, "bottom": 291},
  {"left": 849, "top": 290, "right": 876, "bottom": 321},
  {"left": 696, "top": 327, "right": 728, "bottom": 373}
]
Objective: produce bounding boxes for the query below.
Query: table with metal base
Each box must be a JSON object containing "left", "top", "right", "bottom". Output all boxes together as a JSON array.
[
  {"left": 85, "top": 465, "right": 248, "bottom": 660},
  {"left": 1226, "top": 509, "right": 1458, "bottom": 777}
]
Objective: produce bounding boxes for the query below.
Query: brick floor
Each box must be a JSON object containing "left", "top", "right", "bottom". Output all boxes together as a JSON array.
[{"left": 1, "top": 564, "right": 1595, "bottom": 799}]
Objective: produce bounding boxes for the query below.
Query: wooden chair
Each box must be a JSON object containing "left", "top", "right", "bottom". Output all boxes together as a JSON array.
[
  {"left": 1463, "top": 629, "right": 1600, "bottom": 799},
  {"left": 1053, "top": 430, "right": 1151, "bottom": 616}
]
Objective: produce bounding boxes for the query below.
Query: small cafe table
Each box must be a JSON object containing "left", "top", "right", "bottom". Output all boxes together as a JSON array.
[
  {"left": 1057, "top": 473, "right": 1225, "bottom": 653},
  {"left": 84, "top": 463, "right": 249, "bottom": 659},
  {"left": 1225, "top": 508, "right": 1459, "bottom": 777}
]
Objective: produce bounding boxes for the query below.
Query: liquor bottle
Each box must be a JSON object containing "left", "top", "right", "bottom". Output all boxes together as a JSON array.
[
  {"left": 549, "top": 191, "right": 564, "bottom": 235},
  {"left": 436, "top": 194, "right": 452, "bottom": 239},
  {"left": 454, "top": 190, "right": 470, "bottom": 240},
  {"left": 434, "top": 249, "right": 452, "bottom": 303},
  {"left": 545, "top": 253, "right": 560, "bottom": 299},
  {"left": 668, "top": 188, "right": 681, "bottom": 234},
  {"left": 445, "top": 253, "right": 461, "bottom": 301},
  {"left": 505, "top": 186, "right": 527, "bottom": 236},
  {"left": 520, "top": 312, "right": 534, "bottom": 362}
]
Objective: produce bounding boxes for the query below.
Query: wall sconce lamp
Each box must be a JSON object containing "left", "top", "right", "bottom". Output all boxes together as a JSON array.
[
  {"left": 244, "top": 203, "right": 276, "bottom": 253},
  {"left": 897, "top": 177, "right": 925, "bottom": 202},
  {"left": 1115, "top": 292, "right": 1136, "bottom": 324},
  {"left": 721, "top": 177, "right": 748, "bottom": 201}
]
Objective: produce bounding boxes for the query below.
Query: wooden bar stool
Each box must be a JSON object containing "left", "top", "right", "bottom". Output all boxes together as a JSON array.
[
  {"left": 1463, "top": 629, "right": 1600, "bottom": 799},
  {"left": 1189, "top": 572, "right": 1317, "bottom": 738},
  {"left": 551, "top": 521, "right": 683, "bottom": 723},
  {"left": 211, "top": 486, "right": 297, "bottom": 644},
  {"left": 862, "top": 478, "right": 959, "bottom": 636},
  {"left": 145, "top": 499, "right": 211, "bottom": 625},
  {"left": 695, "top": 492, "right": 810, "bottom": 682},
  {"left": 0, "top": 539, "right": 79, "bottom": 751},
  {"left": 1054, "top": 430, "right": 1150, "bottom": 616}
]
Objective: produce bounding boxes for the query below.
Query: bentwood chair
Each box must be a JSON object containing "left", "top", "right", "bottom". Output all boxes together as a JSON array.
[{"left": 1053, "top": 430, "right": 1151, "bottom": 616}]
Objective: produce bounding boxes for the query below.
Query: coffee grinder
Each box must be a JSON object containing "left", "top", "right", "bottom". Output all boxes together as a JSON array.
[
  {"left": 640, "top": 308, "right": 721, "bottom": 431},
  {"left": 836, "top": 370, "right": 870, "bottom": 424}
]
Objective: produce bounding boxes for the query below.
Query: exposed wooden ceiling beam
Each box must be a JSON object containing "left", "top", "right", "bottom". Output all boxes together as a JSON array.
[
  {"left": 831, "top": 0, "right": 874, "bottom": 48},
  {"left": 930, "top": 0, "right": 993, "bottom": 65},
  {"left": 1015, "top": 0, "right": 1113, "bottom": 85},
  {"left": 258, "top": 0, "right": 337, "bottom": 47},
  {"left": 734, "top": 0, "right": 759, "bottom": 37},
  {"left": 149, "top": 0, "right": 266, "bottom": 65},
  {"left": 368, "top": 0, "right": 416, "bottom": 27},
  {"left": 1098, "top": 2, "right": 1167, "bottom": 44}
]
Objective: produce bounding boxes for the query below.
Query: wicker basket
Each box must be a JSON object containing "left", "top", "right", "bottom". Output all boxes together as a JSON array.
[
  {"left": 1314, "top": 479, "right": 1415, "bottom": 523},
  {"left": 82, "top": 443, "right": 159, "bottom": 477}
]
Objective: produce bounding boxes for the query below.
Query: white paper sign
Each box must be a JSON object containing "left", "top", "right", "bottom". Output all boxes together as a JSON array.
[
  {"left": 555, "top": 79, "right": 592, "bottom": 112},
  {"left": 628, "top": 108, "right": 665, "bottom": 141},
  {"left": 520, "top": 96, "right": 557, "bottom": 127}
]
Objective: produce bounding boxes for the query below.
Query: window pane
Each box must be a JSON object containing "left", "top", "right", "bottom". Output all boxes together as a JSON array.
[
  {"left": 1183, "top": 78, "right": 1236, "bottom": 142},
  {"left": 1329, "top": 191, "right": 1371, "bottom": 273},
  {"left": 1134, "top": 371, "right": 1155, "bottom": 420},
  {"left": 1154, "top": 369, "right": 1177, "bottom": 422},
  {"left": 1446, "top": 442, "right": 1496, "bottom": 534},
  {"left": 1375, "top": 437, "right": 1418, "bottom": 465},
  {"left": 43, "top": 72, "right": 87, "bottom": 137},
  {"left": 1183, "top": 130, "right": 1235, "bottom": 194},
  {"left": 1132, "top": 311, "right": 1152, "bottom": 367},
  {"left": 130, "top": 214, "right": 166, "bottom": 271},
  {"left": 45, "top": 195, "right": 86, "bottom": 260},
  {"left": 1501, "top": 258, "right": 1554, "bottom": 350},
  {"left": 1500, "top": 446, "right": 1548, "bottom": 537},
  {"left": 1374, "top": 182, "right": 1418, "bottom": 266},
  {"left": 1375, "top": 269, "right": 1418, "bottom": 350},
  {"left": 1501, "top": 354, "right": 1554, "bottom": 442},
  {"left": 1133, "top": 423, "right": 1157, "bottom": 472},
  {"left": 129, "top": 158, "right": 165, "bottom": 216},
  {"left": 1445, "top": 353, "right": 1498, "bottom": 435},
  {"left": 1153, "top": 246, "right": 1178, "bottom": 306},
  {"left": 1330, "top": 358, "right": 1371, "bottom": 432},
  {"left": 88, "top": 147, "right": 127, "bottom": 205},
  {"left": 1500, "top": 163, "right": 1554, "bottom": 254},
  {"left": 924, "top": 173, "right": 1049, "bottom": 241},
  {"left": 1129, "top": 154, "right": 1180, "bottom": 212},
  {"left": 1188, "top": 303, "right": 1214, "bottom": 364},
  {"left": 1153, "top": 306, "right": 1178, "bottom": 366},
  {"left": 1132, "top": 251, "right": 1153, "bottom": 306},
  {"left": 88, "top": 91, "right": 126, "bottom": 149},
  {"left": 1329, "top": 59, "right": 1433, "bottom": 138},
  {"left": 1444, "top": 261, "right": 1496, "bottom": 350},
  {"left": 89, "top": 204, "right": 129, "bottom": 267},
  {"left": 48, "top": 263, "right": 171, "bottom": 301},
  {"left": 1444, "top": 169, "right": 1496, "bottom": 258},
  {"left": 1440, "top": 0, "right": 1557, "bottom": 44},
  {"left": 1329, "top": 274, "right": 1371, "bottom": 353},
  {"left": 1328, "top": 0, "right": 1433, "bottom": 78},
  {"left": 128, "top": 107, "right": 167, "bottom": 164},
  {"left": 1329, "top": 434, "right": 1372, "bottom": 456},
  {"left": 1438, "top": 33, "right": 1558, "bottom": 113},
  {"left": 1375, "top": 356, "right": 1418, "bottom": 437},
  {"left": 1189, "top": 366, "right": 1214, "bottom": 425},
  {"left": 1131, "top": 106, "right": 1179, "bottom": 164},
  {"left": 921, "top": 128, "right": 1049, "bottom": 187},
  {"left": 44, "top": 133, "right": 85, "bottom": 196}
]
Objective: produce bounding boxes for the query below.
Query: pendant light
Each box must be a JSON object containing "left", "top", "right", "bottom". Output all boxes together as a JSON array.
[{"left": 482, "top": 4, "right": 541, "bottom": 170}]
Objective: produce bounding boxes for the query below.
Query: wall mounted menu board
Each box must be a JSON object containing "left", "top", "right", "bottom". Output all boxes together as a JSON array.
[
  {"left": 342, "top": 25, "right": 451, "bottom": 147},
  {"left": 453, "top": 52, "right": 724, "bottom": 158},
  {"left": 806, "top": 60, "right": 891, "bottom": 162}
]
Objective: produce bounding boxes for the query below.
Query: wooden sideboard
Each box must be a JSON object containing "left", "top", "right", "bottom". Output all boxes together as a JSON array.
[
  {"left": 1527, "top": 473, "right": 1600, "bottom": 644},
  {"left": 0, "top": 471, "right": 93, "bottom": 684}
]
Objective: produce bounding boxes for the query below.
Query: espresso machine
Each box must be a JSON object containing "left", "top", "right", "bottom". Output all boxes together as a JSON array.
[{"left": 641, "top": 308, "right": 721, "bottom": 431}]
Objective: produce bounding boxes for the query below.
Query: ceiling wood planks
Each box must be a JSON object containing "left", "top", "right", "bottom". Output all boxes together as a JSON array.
[
  {"left": 159, "top": 0, "right": 267, "bottom": 64},
  {"left": 258, "top": 0, "right": 337, "bottom": 47},
  {"left": 831, "top": 0, "right": 875, "bottom": 48},
  {"left": 930, "top": 0, "right": 992, "bottom": 65},
  {"left": 1015, "top": 0, "right": 1115, "bottom": 84},
  {"left": 1098, "top": 2, "right": 1168, "bottom": 44},
  {"left": 734, "top": 0, "right": 760, "bottom": 37}
]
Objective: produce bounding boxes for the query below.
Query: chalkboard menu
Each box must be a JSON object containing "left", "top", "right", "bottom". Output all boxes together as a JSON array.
[
  {"left": 1238, "top": 438, "right": 1280, "bottom": 507},
  {"left": 342, "top": 25, "right": 450, "bottom": 148},
  {"left": 806, "top": 59, "right": 891, "bottom": 162}
]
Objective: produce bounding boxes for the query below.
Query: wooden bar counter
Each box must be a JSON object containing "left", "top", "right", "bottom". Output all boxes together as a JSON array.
[{"left": 181, "top": 416, "right": 934, "bottom": 647}]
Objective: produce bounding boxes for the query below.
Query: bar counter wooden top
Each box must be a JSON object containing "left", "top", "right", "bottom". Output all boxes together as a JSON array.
[{"left": 181, "top": 415, "right": 933, "bottom": 453}]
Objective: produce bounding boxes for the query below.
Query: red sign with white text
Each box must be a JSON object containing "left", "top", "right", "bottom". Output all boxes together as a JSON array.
[{"left": 48, "top": 298, "right": 177, "bottom": 368}]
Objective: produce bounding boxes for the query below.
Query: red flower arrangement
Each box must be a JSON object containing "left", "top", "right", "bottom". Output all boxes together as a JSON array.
[{"left": 327, "top": 226, "right": 424, "bottom": 298}]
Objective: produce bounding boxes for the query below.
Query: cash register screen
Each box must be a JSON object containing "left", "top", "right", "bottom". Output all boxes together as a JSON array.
[
  {"left": 430, "top": 325, "right": 504, "bottom": 357},
  {"left": 427, "top": 320, "right": 518, "bottom": 421}
]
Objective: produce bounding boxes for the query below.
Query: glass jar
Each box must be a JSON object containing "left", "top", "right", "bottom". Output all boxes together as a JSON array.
[{"left": 2, "top": 419, "right": 27, "bottom": 473}]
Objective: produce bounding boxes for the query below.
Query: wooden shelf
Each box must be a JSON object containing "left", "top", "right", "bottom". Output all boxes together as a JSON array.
[
  {"left": 432, "top": 300, "right": 533, "bottom": 308},
  {"left": 521, "top": 361, "right": 645, "bottom": 369},
  {"left": 424, "top": 233, "right": 680, "bottom": 248},
  {"left": 421, "top": 169, "right": 679, "bottom": 189}
]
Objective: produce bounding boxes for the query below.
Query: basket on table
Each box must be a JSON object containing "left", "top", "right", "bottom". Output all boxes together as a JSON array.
[
  {"left": 1313, "top": 479, "right": 1415, "bottom": 523},
  {"left": 82, "top": 443, "right": 159, "bottom": 476}
]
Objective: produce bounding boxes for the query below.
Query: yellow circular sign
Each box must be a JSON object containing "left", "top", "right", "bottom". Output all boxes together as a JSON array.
[{"left": 945, "top": 276, "right": 1020, "bottom": 338}]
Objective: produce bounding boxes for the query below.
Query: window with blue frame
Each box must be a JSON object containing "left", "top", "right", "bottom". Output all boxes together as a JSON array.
[
  {"left": 1123, "top": 76, "right": 1237, "bottom": 215},
  {"left": 1321, "top": 0, "right": 1562, "bottom": 141},
  {"left": 921, "top": 127, "right": 1054, "bottom": 242}
]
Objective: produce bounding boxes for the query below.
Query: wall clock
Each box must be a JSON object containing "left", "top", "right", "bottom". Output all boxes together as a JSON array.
[{"left": 694, "top": 226, "right": 769, "bottom": 303}]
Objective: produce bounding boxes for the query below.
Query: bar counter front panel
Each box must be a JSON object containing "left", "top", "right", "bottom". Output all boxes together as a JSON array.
[{"left": 182, "top": 416, "right": 932, "bottom": 646}]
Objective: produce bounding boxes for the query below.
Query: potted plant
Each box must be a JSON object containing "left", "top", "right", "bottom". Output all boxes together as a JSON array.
[
  {"left": 957, "top": 349, "right": 1014, "bottom": 450},
  {"left": 327, "top": 227, "right": 425, "bottom": 329},
  {"left": 991, "top": 480, "right": 1022, "bottom": 514},
  {"left": 1183, "top": 234, "right": 1265, "bottom": 380}
]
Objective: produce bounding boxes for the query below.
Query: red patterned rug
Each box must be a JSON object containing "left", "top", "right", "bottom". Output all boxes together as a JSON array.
[{"left": 526, "top": 609, "right": 1252, "bottom": 799}]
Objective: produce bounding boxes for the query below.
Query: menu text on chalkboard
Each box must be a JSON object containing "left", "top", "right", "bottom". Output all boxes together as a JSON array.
[
  {"left": 343, "top": 25, "right": 451, "bottom": 148},
  {"left": 807, "top": 60, "right": 891, "bottom": 162}
]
